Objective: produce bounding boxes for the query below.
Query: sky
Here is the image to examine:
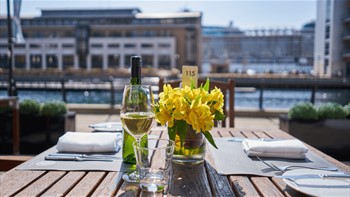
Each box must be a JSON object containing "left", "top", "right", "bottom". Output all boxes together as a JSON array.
[{"left": 0, "top": 0, "right": 316, "bottom": 30}]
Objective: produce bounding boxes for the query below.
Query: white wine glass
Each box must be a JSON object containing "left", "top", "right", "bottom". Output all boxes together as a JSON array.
[{"left": 120, "top": 85, "right": 155, "bottom": 182}]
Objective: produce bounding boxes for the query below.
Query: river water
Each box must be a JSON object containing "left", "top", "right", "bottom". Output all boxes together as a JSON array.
[{"left": 1, "top": 64, "right": 349, "bottom": 109}]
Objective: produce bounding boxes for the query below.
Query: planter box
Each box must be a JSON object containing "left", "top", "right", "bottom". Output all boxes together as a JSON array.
[
  {"left": 0, "top": 111, "right": 76, "bottom": 154},
  {"left": 279, "top": 114, "right": 350, "bottom": 161}
]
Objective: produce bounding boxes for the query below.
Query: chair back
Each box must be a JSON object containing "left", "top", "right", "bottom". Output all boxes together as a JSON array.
[{"left": 158, "top": 78, "right": 235, "bottom": 127}]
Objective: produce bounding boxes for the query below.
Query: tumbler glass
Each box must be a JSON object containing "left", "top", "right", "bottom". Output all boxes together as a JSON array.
[{"left": 133, "top": 138, "right": 175, "bottom": 192}]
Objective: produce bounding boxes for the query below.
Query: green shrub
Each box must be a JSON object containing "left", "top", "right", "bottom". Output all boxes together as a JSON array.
[
  {"left": 19, "top": 99, "right": 41, "bottom": 115},
  {"left": 317, "top": 102, "right": 347, "bottom": 119},
  {"left": 0, "top": 105, "right": 12, "bottom": 113},
  {"left": 288, "top": 102, "right": 318, "bottom": 120},
  {"left": 41, "top": 101, "right": 67, "bottom": 116},
  {"left": 342, "top": 102, "right": 350, "bottom": 118}
]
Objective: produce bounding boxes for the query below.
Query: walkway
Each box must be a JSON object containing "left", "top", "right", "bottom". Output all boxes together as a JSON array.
[{"left": 75, "top": 114, "right": 279, "bottom": 132}]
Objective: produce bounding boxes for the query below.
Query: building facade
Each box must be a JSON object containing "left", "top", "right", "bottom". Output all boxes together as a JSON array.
[
  {"left": 202, "top": 24, "right": 314, "bottom": 66},
  {"left": 0, "top": 9, "right": 202, "bottom": 71},
  {"left": 314, "top": 0, "right": 350, "bottom": 78}
]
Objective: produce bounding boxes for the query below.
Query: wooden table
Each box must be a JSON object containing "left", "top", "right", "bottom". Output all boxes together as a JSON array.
[{"left": 1, "top": 127, "right": 349, "bottom": 197}]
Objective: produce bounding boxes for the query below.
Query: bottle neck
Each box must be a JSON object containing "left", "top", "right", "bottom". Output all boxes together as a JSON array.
[
  {"left": 130, "top": 65, "right": 141, "bottom": 85},
  {"left": 130, "top": 56, "right": 141, "bottom": 85}
]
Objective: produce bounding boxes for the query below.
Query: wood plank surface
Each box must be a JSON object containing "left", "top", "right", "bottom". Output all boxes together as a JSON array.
[
  {"left": 91, "top": 172, "right": 121, "bottom": 197},
  {"left": 15, "top": 171, "right": 66, "bottom": 196},
  {"left": 250, "top": 177, "right": 284, "bottom": 197},
  {"left": 41, "top": 171, "right": 86, "bottom": 196},
  {"left": 230, "top": 176, "right": 260, "bottom": 197},
  {"left": 1, "top": 127, "right": 349, "bottom": 197},
  {"left": 168, "top": 162, "right": 212, "bottom": 197},
  {"left": 205, "top": 162, "right": 235, "bottom": 196},
  {"left": 0, "top": 170, "right": 45, "bottom": 196},
  {"left": 66, "top": 171, "right": 106, "bottom": 196}
]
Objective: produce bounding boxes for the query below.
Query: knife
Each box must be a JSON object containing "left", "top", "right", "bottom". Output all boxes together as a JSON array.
[
  {"left": 45, "top": 155, "right": 114, "bottom": 162},
  {"left": 48, "top": 153, "right": 119, "bottom": 159},
  {"left": 275, "top": 174, "right": 350, "bottom": 179}
]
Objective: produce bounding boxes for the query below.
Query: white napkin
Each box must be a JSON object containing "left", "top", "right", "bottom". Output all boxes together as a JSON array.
[
  {"left": 242, "top": 139, "right": 308, "bottom": 159},
  {"left": 56, "top": 132, "right": 121, "bottom": 153}
]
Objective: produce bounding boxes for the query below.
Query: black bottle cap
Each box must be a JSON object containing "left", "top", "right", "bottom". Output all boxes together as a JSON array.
[{"left": 131, "top": 56, "right": 142, "bottom": 68}]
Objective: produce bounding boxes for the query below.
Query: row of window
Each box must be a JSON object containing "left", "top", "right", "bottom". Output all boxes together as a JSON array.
[
  {"left": 0, "top": 17, "right": 197, "bottom": 27},
  {"left": 0, "top": 54, "right": 172, "bottom": 69},
  {"left": 0, "top": 42, "right": 171, "bottom": 50},
  {"left": 1, "top": 30, "right": 175, "bottom": 39}
]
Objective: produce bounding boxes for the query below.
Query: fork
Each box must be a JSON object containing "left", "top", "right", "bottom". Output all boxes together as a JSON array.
[
  {"left": 256, "top": 157, "right": 338, "bottom": 172},
  {"left": 269, "top": 163, "right": 338, "bottom": 172}
]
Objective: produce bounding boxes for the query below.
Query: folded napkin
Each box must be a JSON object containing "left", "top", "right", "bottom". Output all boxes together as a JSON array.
[
  {"left": 242, "top": 139, "right": 308, "bottom": 159},
  {"left": 56, "top": 132, "right": 121, "bottom": 153}
]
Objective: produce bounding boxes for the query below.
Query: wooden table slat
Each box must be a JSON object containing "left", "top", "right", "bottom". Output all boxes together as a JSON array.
[
  {"left": 114, "top": 181, "right": 140, "bottom": 197},
  {"left": 41, "top": 171, "right": 86, "bottom": 197},
  {"left": 205, "top": 162, "right": 235, "bottom": 197},
  {"left": 66, "top": 171, "right": 106, "bottom": 197},
  {"left": 168, "top": 163, "right": 212, "bottom": 197},
  {"left": 0, "top": 170, "right": 45, "bottom": 196},
  {"left": 15, "top": 171, "right": 66, "bottom": 196},
  {"left": 91, "top": 172, "right": 121, "bottom": 197},
  {"left": 250, "top": 177, "right": 285, "bottom": 197},
  {"left": 230, "top": 176, "right": 260, "bottom": 197}
]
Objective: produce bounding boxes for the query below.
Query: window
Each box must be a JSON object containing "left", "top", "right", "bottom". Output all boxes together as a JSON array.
[
  {"left": 62, "top": 44, "right": 74, "bottom": 48},
  {"left": 15, "top": 55, "right": 26, "bottom": 68},
  {"left": 91, "top": 44, "right": 103, "bottom": 48},
  {"left": 159, "top": 55, "right": 171, "bottom": 69},
  {"left": 142, "top": 55, "right": 153, "bottom": 67},
  {"left": 124, "top": 44, "right": 136, "bottom": 48},
  {"left": 159, "top": 43, "right": 171, "bottom": 48},
  {"left": 124, "top": 54, "right": 136, "bottom": 67},
  {"left": 30, "top": 54, "right": 42, "bottom": 68},
  {"left": 63, "top": 55, "right": 74, "bottom": 70},
  {"left": 0, "top": 54, "right": 8, "bottom": 68},
  {"left": 108, "top": 54, "right": 119, "bottom": 68},
  {"left": 141, "top": 44, "right": 153, "bottom": 48},
  {"left": 46, "top": 55, "right": 58, "bottom": 68},
  {"left": 108, "top": 44, "right": 120, "bottom": 48},
  {"left": 91, "top": 55, "right": 103, "bottom": 68},
  {"left": 30, "top": 44, "right": 41, "bottom": 48}
]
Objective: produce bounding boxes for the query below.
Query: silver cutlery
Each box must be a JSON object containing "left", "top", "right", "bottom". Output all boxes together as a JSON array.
[
  {"left": 257, "top": 156, "right": 338, "bottom": 172},
  {"left": 45, "top": 155, "right": 114, "bottom": 162},
  {"left": 270, "top": 163, "right": 338, "bottom": 172},
  {"left": 48, "top": 153, "right": 119, "bottom": 159},
  {"left": 275, "top": 174, "right": 350, "bottom": 180}
]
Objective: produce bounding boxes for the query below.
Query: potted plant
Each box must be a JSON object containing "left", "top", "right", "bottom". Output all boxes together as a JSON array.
[
  {"left": 1, "top": 99, "right": 76, "bottom": 154},
  {"left": 279, "top": 102, "right": 350, "bottom": 160},
  {"left": 19, "top": 99, "right": 43, "bottom": 137}
]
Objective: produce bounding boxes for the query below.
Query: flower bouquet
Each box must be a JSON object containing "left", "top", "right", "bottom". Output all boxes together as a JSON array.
[{"left": 155, "top": 78, "right": 225, "bottom": 160}]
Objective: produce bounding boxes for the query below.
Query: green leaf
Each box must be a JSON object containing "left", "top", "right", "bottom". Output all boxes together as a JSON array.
[
  {"left": 203, "top": 131, "right": 218, "bottom": 149},
  {"left": 168, "top": 124, "right": 176, "bottom": 141},
  {"left": 190, "top": 79, "right": 195, "bottom": 89},
  {"left": 214, "top": 110, "right": 225, "bottom": 120},
  {"left": 203, "top": 78, "right": 210, "bottom": 92},
  {"left": 177, "top": 120, "right": 187, "bottom": 146}
]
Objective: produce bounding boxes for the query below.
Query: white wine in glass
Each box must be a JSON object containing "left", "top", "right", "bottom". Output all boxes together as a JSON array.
[{"left": 120, "top": 84, "right": 155, "bottom": 182}]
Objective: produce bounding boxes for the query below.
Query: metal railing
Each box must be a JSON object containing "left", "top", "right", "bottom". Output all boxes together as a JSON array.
[{"left": 0, "top": 76, "right": 349, "bottom": 110}]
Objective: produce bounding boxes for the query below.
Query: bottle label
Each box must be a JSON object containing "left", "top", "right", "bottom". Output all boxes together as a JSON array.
[{"left": 182, "top": 65, "right": 198, "bottom": 88}]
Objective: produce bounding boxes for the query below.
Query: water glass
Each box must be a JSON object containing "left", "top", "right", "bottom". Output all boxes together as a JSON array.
[{"left": 133, "top": 138, "right": 175, "bottom": 192}]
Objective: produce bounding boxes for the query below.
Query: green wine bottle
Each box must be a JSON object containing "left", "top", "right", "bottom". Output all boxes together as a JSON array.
[{"left": 122, "top": 56, "right": 148, "bottom": 164}]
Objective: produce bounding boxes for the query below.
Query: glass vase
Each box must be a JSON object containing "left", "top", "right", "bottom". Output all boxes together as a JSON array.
[{"left": 171, "top": 124, "right": 206, "bottom": 165}]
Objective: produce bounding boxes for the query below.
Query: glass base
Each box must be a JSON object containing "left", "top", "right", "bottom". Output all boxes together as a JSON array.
[
  {"left": 122, "top": 171, "right": 140, "bottom": 183},
  {"left": 172, "top": 155, "right": 204, "bottom": 165}
]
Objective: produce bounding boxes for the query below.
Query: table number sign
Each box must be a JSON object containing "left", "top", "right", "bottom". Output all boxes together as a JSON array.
[{"left": 182, "top": 65, "right": 198, "bottom": 87}]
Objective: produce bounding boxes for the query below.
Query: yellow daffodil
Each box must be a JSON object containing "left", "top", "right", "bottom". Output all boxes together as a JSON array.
[{"left": 154, "top": 78, "right": 225, "bottom": 148}]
